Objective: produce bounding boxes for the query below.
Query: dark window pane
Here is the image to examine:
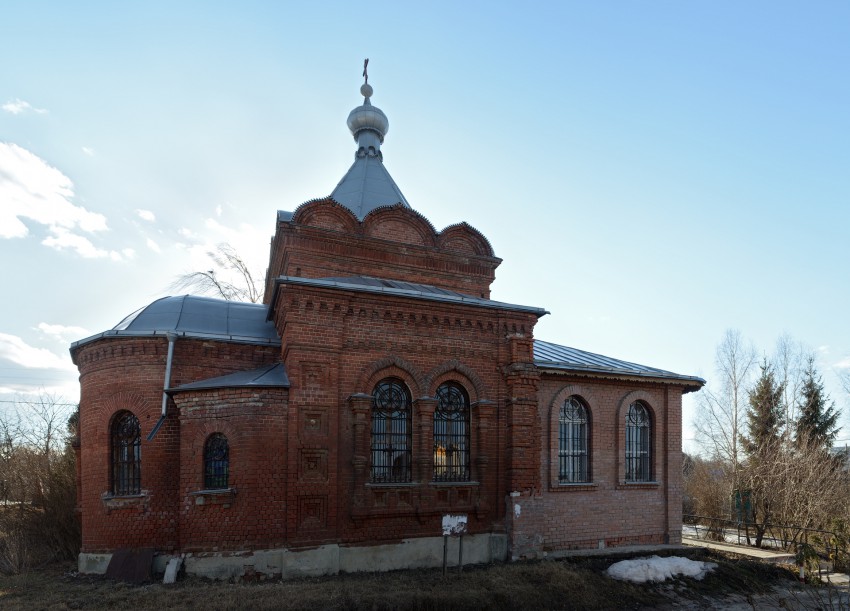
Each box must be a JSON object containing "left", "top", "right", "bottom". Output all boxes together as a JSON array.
[
  {"left": 371, "top": 379, "right": 412, "bottom": 483},
  {"left": 434, "top": 383, "right": 470, "bottom": 482},
  {"left": 204, "top": 433, "right": 229, "bottom": 489},
  {"left": 558, "top": 397, "right": 589, "bottom": 483},
  {"left": 111, "top": 411, "right": 141, "bottom": 495}
]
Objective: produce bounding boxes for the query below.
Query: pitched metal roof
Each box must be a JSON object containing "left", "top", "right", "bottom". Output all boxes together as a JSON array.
[
  {"left": 534, "top": 339, "right": 705, "bottom": 389},
  {"left": 269, "top": 275, "right": 548, "bottom": 317},
  {"left": 330, "top": 154, "right": 410, "bottom": 219},
  {"left": 168, "top": 363, "right": 289, "bottom": 393},
  {"left": 71, "top": 295, "right": 281, "bottom": 351}
]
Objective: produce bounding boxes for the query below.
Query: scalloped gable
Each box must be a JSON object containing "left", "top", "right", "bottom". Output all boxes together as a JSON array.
[
  {"left": 290, "top": 198, "right": 360, "bottom": 233},
  {"left": 438, "top": 222, "right": 495, "bottom": 257},
  {"left": 282, "top": 201, "right": 495, "bottom": 258},
  {"left": 362, "top": 205, "right": 438, "bottom": 247}
]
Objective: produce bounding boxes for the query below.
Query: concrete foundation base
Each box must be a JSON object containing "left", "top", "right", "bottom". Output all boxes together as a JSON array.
[{"left": 79, "top": 532, "right": 508, "bottom": 580}]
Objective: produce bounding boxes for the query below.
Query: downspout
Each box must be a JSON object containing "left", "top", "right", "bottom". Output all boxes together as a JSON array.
[{"left": 147, "top": 332, "right": 177, "bottom": 441}]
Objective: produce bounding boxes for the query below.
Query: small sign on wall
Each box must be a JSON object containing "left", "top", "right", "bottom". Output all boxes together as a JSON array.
[{"left": 442, "top": 514, "right": 468, "bottom": 537}]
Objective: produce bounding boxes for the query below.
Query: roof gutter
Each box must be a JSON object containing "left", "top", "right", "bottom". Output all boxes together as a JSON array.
[{"left": 147, "top": 332, "right": 177, "bottom": 441}]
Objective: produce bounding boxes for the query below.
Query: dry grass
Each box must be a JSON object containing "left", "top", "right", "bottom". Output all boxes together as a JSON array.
[{"left": 0, "top": 550, "right": 805, "bottom": 610}]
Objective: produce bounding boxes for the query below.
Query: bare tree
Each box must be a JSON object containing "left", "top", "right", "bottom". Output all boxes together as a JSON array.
[
  {"left": 0, "top": 395, "right": 79, "bottom": 574},
  {"left": 171, "top": 242, "right": 262, "bottom": 303},
  {"left": 742, "top": 435, "right": 847, "bottom": 548},
  {"left": 694, "top": 330, "right": 757, "bottom": 483},
  {"left": 772, "top": 334, "right": 808, "bottom": 440}
]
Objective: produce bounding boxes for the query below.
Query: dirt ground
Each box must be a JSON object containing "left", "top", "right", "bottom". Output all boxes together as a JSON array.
[{"left": 0, "top": 549, "right": 846, "bottom": 610}]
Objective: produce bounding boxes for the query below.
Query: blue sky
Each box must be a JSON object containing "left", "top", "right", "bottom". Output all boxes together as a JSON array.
[{"left": 1, "top": 1, "right": 848, "bottom": 450}]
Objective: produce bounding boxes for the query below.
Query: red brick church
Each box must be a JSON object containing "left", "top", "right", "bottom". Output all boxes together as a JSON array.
[{"left": 71, "top": 72, "right": 704, "bottom": 578}]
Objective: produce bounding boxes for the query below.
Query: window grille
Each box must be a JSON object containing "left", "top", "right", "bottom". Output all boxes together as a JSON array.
[
  {"left": 371, "top": 379, "right": 412, "bottom": 483},
  {"left": 558, "top": 396, "right": 589, "bottom": 483},
  {"left": 434, "top": 382, "right": 470, "bottom": 482},
  {"left": 204, "top": 433, "right": 229, "bottom": 489},
  {"left": 625, "top": 401, "right": 651, "bottom": 482},
  {"left": 111, "top": 411, "right": 141, "bottom": 495}
]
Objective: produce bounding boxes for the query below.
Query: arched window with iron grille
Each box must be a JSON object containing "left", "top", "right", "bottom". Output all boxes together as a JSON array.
[
  {"left": 110, "top": 411, "right": 141, "bottom": 495},
  {"left": 370, "top": 378, "right": 412, "bottom": 483},
  {"left": 204, "top": 433, "right": 229, "bottom": 489},
  {"left": 625, "top": 401, "right": 652, "bottom": 482},
  {"left": 434, "top": 382, "right": 470, "bottom": 482},
  {"left": 558, "top": 396, "right": 589, "bottom": 483}
]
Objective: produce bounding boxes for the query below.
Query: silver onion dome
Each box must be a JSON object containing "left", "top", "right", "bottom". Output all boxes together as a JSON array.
[{"left": 347, "top": 83, "right": 389, "bottom": 151}]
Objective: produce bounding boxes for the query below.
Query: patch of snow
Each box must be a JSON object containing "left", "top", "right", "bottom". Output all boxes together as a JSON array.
[{"left": 607, "top": 555, "right": 717, "bottom": 583}]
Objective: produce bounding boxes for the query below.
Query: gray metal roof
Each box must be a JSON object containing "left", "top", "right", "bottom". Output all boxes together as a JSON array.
[
  {"left": 169, "top": 363, "right": 289, "bottom": 393},
  {"left": 71, "top": 295, "right": 281, "bottom": 351},
  {"left": 534, "top": 339, "right": 705, "bottom": 388},
  {"left": 330, "top": 154, "right": 410, "bottom": 219},
  {"left": 269, "top": 275, "right": 548, "bottom": 317}
]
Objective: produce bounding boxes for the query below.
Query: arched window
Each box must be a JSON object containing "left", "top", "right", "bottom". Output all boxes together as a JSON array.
[
  {"left": 204, "top": 433, "right": 229, "bottom": 489},
  {"left": 625, "top": 401, "right": 652, "bottom": 482},
  {"left": 558, "top": 396, "right": 589, "bottom": 483},
  {"left": 111, "top": 411, "right": 141, "bottom": 495},
  {"left": 371, "top": 378, "right": 412, "bottom": 483},
  {"left": 434, "top": 382, "right": 470, "bottom": 482}
]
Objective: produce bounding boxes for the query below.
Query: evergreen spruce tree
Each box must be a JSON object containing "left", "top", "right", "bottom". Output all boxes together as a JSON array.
[
  {"left": 740, "top": 360, "right": 785, "bottom": 547},
  {"left": 741, "top": 360, "right": 785, "bottom": 457},
  {"left": 795, "top": 357, "right": 839, "bottom": 451}
]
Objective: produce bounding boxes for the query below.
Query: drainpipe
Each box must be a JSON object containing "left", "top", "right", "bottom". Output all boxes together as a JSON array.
[{"left": 147, "top": 332, "right": 177, "bottom": 441}]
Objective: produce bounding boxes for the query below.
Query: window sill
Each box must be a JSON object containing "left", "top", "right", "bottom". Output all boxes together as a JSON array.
[
  {"left": 190, "top": 487, "right": 237, "bottom": 506},
  {"left": 429, "top": 481, "right": 479, "bottom": 488},
  {"left": 101, "top": 491, "right": 149, "bottom": 510},
  {"left": 366, "top": 482, "right": 419, "bottom": 488},
  {"left": 616, "top": 481, "right": 660, "bottom": 490},
  {"left": 550, "top": 483, "right": 597, "bottom": 492}
]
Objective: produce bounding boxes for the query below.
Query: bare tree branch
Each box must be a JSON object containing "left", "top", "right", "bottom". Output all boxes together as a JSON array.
[{"left": 170, "top": 242, "right": 262, "bottom": 303}]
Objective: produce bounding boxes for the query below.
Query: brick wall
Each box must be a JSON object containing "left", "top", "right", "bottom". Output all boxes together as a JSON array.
[
  {"left": 506, "top": 376, "right": 685, "bottom": 558},
  {"left": 73, "top": 336, "right": 279, "bottom": 553}
]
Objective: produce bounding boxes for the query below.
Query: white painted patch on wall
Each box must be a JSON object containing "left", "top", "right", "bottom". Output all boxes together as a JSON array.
[{"left": 513, "top": 503, "right": 521, "bottom": 518}]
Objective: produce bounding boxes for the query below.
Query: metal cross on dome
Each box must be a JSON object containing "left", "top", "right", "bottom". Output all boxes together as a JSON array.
[{"left": 362, "top": 58, "right": 369, "bottom": 84}]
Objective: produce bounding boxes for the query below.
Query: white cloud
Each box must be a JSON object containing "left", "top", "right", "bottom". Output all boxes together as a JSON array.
[
  {"left": 835, "top": 357, "right": 850, "bottom": 371},
  {"left": 178, "top": 227, "right": 195, "bottom": 239},
  {"left": 82, "top": 146, "right": 95, "bottom": 157},
  {"left": 37, "top": 323, "right": 89, "bottom": 342},
  {"left": 122, "top": 247, "right": 136, "bottom": 259},
  {"left": 2, "top": 99, "right": 48, "bottom": 115},
  {"left": 136, "top": 209, "right": 156, "bottom": 222},
  {"left": 0, "top": 332, "right": 76, "bottom": 371},
  {"left": 42, "top": 226, "right": 109, "bottom": 258},
  {"left": 0, "top": 143, "right": 111, "bottom": 256},
  {"left": 215, "top": 204, "right": 223, "bottom": 217},
  {"left": 146, "top": 237, "right": 161, "bottom": 253}
]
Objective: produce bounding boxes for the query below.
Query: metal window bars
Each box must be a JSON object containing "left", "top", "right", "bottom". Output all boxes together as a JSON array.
[
  {"left": 558, "top": 396, "right": 589, "bottom": 483},
  {"left": 370, "top": 379, "right": 412, "bottom": 483},
  {"left": 111, "top": 411, "right": 141, "bottom": 495},
  {"left": 204, "top": 433, "right": 229, "bottom": 489},
  {"left": 625, "top": 402, "right": 651, "bottom": 482},
  {"left": 434, "top": 383, "right": 470, "bottom": 482}
]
